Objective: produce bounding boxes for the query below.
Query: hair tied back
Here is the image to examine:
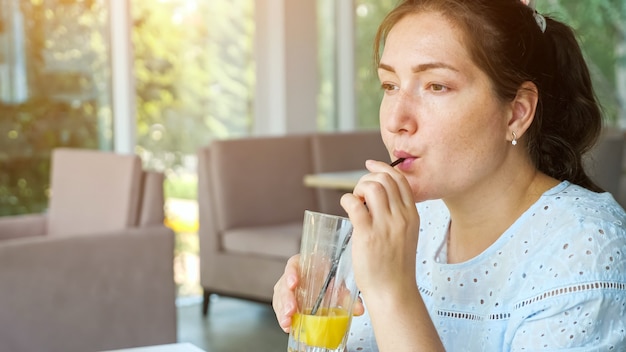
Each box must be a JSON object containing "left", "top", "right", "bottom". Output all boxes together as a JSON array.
[
  {"left": 520, "top": 0, "right": 546, "bottom": 33},
  {"left": 533, "top": 11, "right": 547, "bottom": 33}
]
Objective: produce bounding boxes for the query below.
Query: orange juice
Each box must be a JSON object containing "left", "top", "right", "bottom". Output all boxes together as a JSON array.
[{"left": 291, "top": 308, "right": 351, "bottom": 350}]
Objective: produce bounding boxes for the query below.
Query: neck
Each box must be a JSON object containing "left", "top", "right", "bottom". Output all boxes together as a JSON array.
[{"left": 443, "top": 167, "right": 559, "bottom": 264}]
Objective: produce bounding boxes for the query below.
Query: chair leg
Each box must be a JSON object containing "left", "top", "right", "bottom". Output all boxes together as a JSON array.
[{"left": 202, "top": 289, "right": 211, "bottom": 317}]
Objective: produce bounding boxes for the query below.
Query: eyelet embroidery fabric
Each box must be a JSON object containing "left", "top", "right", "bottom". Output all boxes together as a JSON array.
[{"left": 347, "top": 182, "right": 626, "bottom": 351}]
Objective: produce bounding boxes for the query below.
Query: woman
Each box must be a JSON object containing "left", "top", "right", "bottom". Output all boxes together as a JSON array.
[{"left": 274, "top": 0, "right": 626, "bottom": 350}]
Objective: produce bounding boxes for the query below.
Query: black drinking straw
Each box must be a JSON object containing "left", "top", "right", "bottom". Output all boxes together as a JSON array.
[{"left": 389, "top": 157, "right": 405, "bottom": 167}]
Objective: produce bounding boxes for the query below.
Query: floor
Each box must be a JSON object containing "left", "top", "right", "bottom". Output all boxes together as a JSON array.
[{"left": 176, "top": 294, "right": 288, "bottom": 352}]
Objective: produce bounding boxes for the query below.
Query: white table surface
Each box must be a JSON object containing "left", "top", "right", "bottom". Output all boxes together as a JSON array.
[{"left": 102, "top": 342, "right": 206, "bottom": 352}]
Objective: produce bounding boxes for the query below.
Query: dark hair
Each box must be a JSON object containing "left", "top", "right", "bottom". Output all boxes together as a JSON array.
[{"left": 374, "top": 0, "right": 604, "bottom": 192}]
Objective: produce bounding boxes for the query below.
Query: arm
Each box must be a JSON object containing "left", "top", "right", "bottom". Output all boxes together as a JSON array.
[
  {"left": 0, "top": 213, "right": 47, "bottom": 240},
  {"left": 341, "top": 160, "right": 445, "bottom": 352},
  {"left": 364, "top": 283, "right": 444, "bottom": 351}
]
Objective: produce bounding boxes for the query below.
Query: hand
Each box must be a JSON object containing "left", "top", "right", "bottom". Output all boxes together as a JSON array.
[
  {"left": 272, "top": 254, "right": 365, "bottom": 333},
  {"left": 340, "top": 159, "right": 420, "bottom": 300}
]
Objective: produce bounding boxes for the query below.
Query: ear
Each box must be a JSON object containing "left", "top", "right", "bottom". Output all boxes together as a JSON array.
[{"left": 507, "top": 81, "right": 538, "bottom": 143}]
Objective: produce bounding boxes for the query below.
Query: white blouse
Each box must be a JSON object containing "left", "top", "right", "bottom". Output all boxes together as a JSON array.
[{"left": 347, "top": 181, "right": 626, "bottom": 351}]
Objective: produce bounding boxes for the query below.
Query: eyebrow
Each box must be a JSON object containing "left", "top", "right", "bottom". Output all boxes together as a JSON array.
[{"left": 378, "top": 62, "right": 460, "bottom": 73}]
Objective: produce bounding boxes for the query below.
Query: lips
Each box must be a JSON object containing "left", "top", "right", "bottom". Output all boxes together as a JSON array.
[
  {"left": 393, "top": 150, "right": 416, "bottom": 160},
  {"left": 398, "top": 157, "right": 415, "bottom": 165},
  {"left": 392, "top": 151, "right": 417, "bottom": 170},
  {"left": 395, "top": 157, "right": 417, "bottom": 170}
]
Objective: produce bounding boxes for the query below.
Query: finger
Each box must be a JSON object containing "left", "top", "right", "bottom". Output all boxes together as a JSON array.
[
  {"left": 272, "top": 255, "right": 300, "bottom": 333},
  {"left": 363, "top": 174, "right": 394, "bottom": 215},
  {"left": 284, "top": 254, "right": 300, "bottom": 289},
  {"left": 352, "top": 295, "right": 365, "bottom": 316},
  {"left": 365, "top": 159, "right": 414, "bottom": 208},
  {"left": 340, "top": 192, "right": 372, "bottom": 227}
]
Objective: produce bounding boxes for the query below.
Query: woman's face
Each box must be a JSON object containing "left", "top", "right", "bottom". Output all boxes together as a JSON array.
[{"left": 378, "top": 11, "right": 512, "bottom": 202}]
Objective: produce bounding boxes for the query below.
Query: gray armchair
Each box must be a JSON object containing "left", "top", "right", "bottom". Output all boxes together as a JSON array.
[
  {"left": 196, "top": 131, "right": 389, "bottom": 316},
  {"left": 197, "top": 135, "right": 318, "bottom": 316},
  {"left": 0, "top": 148, "right": 177, "bottom": 352}
]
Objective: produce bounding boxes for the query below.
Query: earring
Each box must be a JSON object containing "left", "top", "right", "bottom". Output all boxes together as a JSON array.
[{"left": 511, "top": 132, "right": 518, "bottom": 146}]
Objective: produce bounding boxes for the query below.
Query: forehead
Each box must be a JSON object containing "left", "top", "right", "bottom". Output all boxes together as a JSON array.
[{"left": 380, "top": 11, "right": 473, "bottom": 68}]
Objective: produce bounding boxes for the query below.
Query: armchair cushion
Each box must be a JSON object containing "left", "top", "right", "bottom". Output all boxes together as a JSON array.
[
  {"left": 222, "top": 221, "right": 303, "bottom": 259},
  {"left": 138, "top": 171, "right": 166, "bottom": 227},
  {"left": 47, "top": 148, "right": 142, "bottom": 237},
  {"left": 209, "top": 135, "right": 318, "bottom": 231}
]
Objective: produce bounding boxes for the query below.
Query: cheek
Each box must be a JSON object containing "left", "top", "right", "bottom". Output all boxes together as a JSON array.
[
  {"left": 430, "top": 135, "right": 473, "bottom": 172},
  {"left": 433, "top": 124, "right": 507, "bottom": 186},
  {"left": 445, "top": 131, "right": 477, "bottom": 156},
  {"left": 435, "top": 105, "right": 506, "bottom": 164},
  {"left": 380, "top": 130, "right": 395, "bottom": 156},
  {"left": 378, "top": 97, "right": 394, "bottom": 127},
  {"left": 423, "top": 121, "right": 490, "bottom": 177}
]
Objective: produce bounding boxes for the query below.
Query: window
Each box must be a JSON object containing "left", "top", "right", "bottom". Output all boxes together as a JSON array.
[
  {"left": 0, "top": 0, "right": 112, "bottom": 216},
  {"left": 132, "top": 0, "right": 255, "bottom": 172},
  {"left": 130, "top": 0, "right": 255, "bottom": 296},
  {"left": 354, "top": 0, "right": 397, "bottom": 129}
]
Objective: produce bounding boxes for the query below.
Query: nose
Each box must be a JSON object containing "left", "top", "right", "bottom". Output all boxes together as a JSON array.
[{"left": 381, "top": 90, "right": 418, "bottom": 135}]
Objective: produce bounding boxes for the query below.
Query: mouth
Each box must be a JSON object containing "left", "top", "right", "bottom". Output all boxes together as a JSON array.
[
  {"left": 392, "top": 152, "right": 417, "bottom": 169},
  {"left": 394, "top": 151, "right": 416, "bottom": 160}
]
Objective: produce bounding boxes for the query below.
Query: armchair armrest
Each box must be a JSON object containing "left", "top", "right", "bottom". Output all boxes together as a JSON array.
[
  {"left": 0, "top": 225, "right": 177, "bottom": 352},
  {"left": 0, "top": 213, "right": 47, "bottom": 241}
]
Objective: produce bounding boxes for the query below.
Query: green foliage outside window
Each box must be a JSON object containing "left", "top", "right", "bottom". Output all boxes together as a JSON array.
[
  {"left": 0, "top": 98, "right": 100, "bottom": 216},
  {"left": 0, "top": 1, "right": 107, "bottom": 216},
  {"left": 354, "top": 0, "right": 398, "bottom": 129},
  {"left": 131, "top": 0, "right": 254, "bottom": 171}
]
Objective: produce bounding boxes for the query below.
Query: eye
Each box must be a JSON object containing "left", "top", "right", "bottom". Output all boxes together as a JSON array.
[
  {"left": 380, "top": 82, "right": 399, "bottom": 93},
  {"left": 428, "top": 83, "right": 448, "bottom": 92}
]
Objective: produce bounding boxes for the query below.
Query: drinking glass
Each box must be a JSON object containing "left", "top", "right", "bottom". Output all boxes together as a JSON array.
[{"left": 287, "top": 210, "right": 359, "bottom": 352}]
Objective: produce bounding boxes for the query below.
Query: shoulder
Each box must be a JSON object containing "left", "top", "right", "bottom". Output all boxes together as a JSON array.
[
  {"left": 509, "top": 183, "right": 626, "bottom": 305},
  {"left": 526, "top": 182, "right": 625, "bottom": 246},
  {"left": 539, "top": 182, "right": 626, "bottom": 223},
  {"left": 506, "top": 184, "right": 626, "bottom": 349},
  {"left": 520, "top": 182, "right": 625, "bottom": 272}
]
